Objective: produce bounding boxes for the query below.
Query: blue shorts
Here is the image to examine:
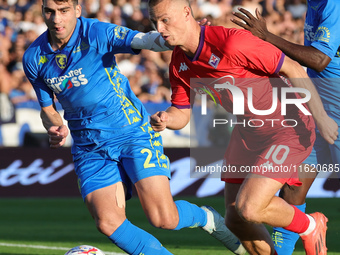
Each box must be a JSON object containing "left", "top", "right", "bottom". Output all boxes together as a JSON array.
[{"left": 73, "top": 123, "right": 171, "bottom": 200}]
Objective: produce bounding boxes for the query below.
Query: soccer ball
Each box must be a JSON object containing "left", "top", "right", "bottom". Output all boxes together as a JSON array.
[{"left": 64, "top": 245, "right": 105, "bottom": 255}]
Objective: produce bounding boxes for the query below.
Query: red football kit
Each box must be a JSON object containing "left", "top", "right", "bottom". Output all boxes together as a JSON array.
[{"left": 169, "top": 26, "right": 315, "bottom": 185}]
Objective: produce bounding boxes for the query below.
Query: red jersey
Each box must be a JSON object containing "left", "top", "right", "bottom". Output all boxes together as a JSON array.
[
  {"left": 170, "top": 26, "right": 284, "bottom": 108},
  {"left": 169, "top": 26, "right": 315, "bottom": 184},
  {"left": 170, "top": 26, "right": 314, "bottom": 139}
]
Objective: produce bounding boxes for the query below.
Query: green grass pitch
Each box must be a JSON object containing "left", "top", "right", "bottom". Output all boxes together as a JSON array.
[{"left": 0, "top": 197, "right": 339, "bottom": 254}]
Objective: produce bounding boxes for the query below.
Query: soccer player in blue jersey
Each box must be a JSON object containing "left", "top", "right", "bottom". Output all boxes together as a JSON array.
[
  {"left": 232, "top": 1, "right": 340, "bottom": 254},
  {"left": 22, "top": 0, "right": 246, "bottom": 254}
]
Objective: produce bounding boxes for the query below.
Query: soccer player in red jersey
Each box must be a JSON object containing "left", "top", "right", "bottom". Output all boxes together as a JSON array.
[
  {"left": 148, "top": 0, "right": 337, "bottom": 254},
  {"left": 231, "top": 5, "right": 340, "bottom": 255}
]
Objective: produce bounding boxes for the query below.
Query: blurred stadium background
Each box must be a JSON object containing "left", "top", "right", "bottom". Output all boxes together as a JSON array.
[{"left": 0, "top": 0, "right": 339, "bottom": 254}]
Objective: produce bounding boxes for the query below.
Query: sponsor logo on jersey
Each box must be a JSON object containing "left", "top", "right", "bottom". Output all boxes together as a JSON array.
[
  {"left": 44, "top": 67, "right": 89, "bottom": 94},
  {"left": 56, "top": 54, "right": 67, "bottom": 69},
  {"left": 193, "top": 75, "right": 235, "bottom": 97},
  {"left": 114, "top": 26, "right": 128, "bottom": 40},
  {"left": 194, "top": 75, "right": 235, "bottom": 114},
  {"left": 179, "top": 62, "right": 189, "bottom": 72},
  {"left": 38, "top": 56, "right": 48, "bottom": 65},
  {"left": 304, "top": 23, "right": 313, "bottom": 31},
  {"left": 208, "top": 53, "right": 220, "bottom": 69},
  {"left": 304, "top": 23, "right": 330, "bottom": 43},
  {"left": 315, "top": 26, "right": 330, "bottom": 43},
  {"left": 61, "top": 79, "right": 73, "bottom": 90}
]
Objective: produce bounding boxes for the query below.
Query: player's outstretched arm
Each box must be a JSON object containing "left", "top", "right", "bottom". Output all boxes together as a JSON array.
[
  {"left": 150, "top": 106, "right": 191, "bottom": 131},
  {"left": 131, "top": 18, "right": 210, "bottom": 52},
  {"left": 279, "top": 57, "right": 338, "bottom": 144},
  {"left": 131, "top": 31, "right": 174, "bottom": 52},
  {"left": 231, "top": 8, "right": 331, "bottom": 72},
  {"left": 41, "top": 104, "right": 69, "bottom": 148}
]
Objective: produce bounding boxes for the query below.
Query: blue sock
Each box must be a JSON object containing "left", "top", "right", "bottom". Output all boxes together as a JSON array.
[
  {"left": 272, "top": 203, "right": 306, "bottom": 255},
  {"left": 109, "top": 219, "right": 172, "bottom": 255},
  {"left": 173, "top": 200, "right": 207, "bottom": 230}
]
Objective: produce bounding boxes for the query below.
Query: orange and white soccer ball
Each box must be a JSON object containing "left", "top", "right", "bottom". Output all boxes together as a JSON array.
[{"left": 64, "top": 245, "right": 105, "bottom": 255}]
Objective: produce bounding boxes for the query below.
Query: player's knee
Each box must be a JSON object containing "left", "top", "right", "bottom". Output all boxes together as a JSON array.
[
  {"left": 95, "top": 219, "right": 113, "bottom": 236},
  {"left": 95, "top": 217, "right": 125, "bottom": 236},
  {"left": 235, "top": 201, "right": 261, "bottom": 223},
  {"left": 225, "top": 206, "right": 246, "bottom": 233},
  {"left": 148, "top": 210, "right": 179, "bottom": 230}
]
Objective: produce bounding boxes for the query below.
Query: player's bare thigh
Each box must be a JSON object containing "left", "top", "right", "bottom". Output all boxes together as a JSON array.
[
  {"left": 237, "top": 174, "right": 295, "bottom": 227},
  {"left": 135, "top": 175, "right": 179, "bottom": 229},
  {"left": 224, "top": 182, "right": 275, "bottom": 255},
  {"left": 85, "top": 182, "right": 127, "bottom": 235}
]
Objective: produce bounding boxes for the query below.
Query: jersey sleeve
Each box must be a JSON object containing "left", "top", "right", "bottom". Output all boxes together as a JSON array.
[
  {"left": 22, "top": 50, "right": 54, "bottom": 108},
  {"left": 309, "top": 1, "right": 340, "bottom": 60},
  {"left": 223, "top": 28, "right": 284, "bottom": 74},
  {"left": 169, "top": 61, "right": 193, "bottom": 109},
  {"left": 90, "top": 21, "right": 141, "bottom": 55}
]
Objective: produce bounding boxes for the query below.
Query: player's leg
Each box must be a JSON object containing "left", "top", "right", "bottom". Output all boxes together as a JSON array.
[
  {"left": 75, "top": 147, "right": 173, "bottom": 255},
  {"left": 135, "top": 175, "right": 199, "bottom": 229},
  {"left": 279, "top": 168, "right": 316, "bottom": 205},
  {"left": 236, "top": 177, "right": 291, "bottom": 254},
  {"left": 135, "top": 175, "right": 246, "bottom": 254},
  {"left": 237, "top": 173, "right": 327, "bottom": 255},
  {"left": 85, "top": 182, "right": 172, "bottom": 255},
  {"left": 85, "top": 182, "right": 127, "bottom": 235},
  {"left": 224, "top": 182, "right": 275, "bottom": 255},
  {"left": 124, "top": 126, "right": 245, "bottom": 254},
  {"left": 273, "top": 130, "right": 333, "bottom": 255},
  {"left": 272, "top": 164, "right": 317, "bottom": 255}
]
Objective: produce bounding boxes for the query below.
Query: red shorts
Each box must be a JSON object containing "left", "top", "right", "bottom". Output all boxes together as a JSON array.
[{"left": 221, "top": 126, "right": 315, "bottom": 186}]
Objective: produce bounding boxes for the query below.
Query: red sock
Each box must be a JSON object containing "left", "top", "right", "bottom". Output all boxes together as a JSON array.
[{"left": 283, "top": 205, "right": 310, "bottom": 234}]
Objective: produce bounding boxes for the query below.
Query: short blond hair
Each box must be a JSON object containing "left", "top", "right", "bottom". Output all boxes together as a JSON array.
[{"left": 148, "top": 0, "right": 193, "bottom": 17}]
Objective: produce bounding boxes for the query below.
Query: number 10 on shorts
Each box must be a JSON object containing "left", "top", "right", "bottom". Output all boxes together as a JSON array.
[{"left": 265, "top": 145, "right": 290, "bottom": 165}]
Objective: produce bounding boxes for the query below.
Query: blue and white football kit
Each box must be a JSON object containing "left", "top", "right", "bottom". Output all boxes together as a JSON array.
[
  {"left": 273, "top": 1, "right": 340, "bottom": 254},
  {"left": 23, "top": 16, "right": 170, "bottom": 200}
]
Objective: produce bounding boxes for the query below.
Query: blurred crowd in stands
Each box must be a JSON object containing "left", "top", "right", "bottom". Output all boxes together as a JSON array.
[{"left": 0, "top": 0, "right": 307, "bottom": 108}]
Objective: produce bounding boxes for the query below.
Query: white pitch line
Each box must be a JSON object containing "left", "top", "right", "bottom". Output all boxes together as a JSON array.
[{"left": 0, "top": 242, "right": 126, "bottom": 255}]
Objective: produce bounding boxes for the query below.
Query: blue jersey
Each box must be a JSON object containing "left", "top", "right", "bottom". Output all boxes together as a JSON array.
[
  {"left": 305, "top": 0, "right": 340, "bottom": 112},
  {"left": 303, "top": 0, "right": 340, "bottom": 173},
  {"left": 23, "top": 17, "right": 149, "bottom": 146}
]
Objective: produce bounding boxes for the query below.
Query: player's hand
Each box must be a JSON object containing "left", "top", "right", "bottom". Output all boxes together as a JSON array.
[
  {"left": 231, "top": 8, "right": 269, "bottom": 41},
  {"left": 197, "top": 18, "right": 211, "bottom": 26},
  {"left": 315, "top": 116, "right": 338, "bottom": 145},
  {"left": 150, "top": 111, "right": 169, "bottom": 132},
  {"left": 48, "top": 125, "right": 69, "bottom": 149}
]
